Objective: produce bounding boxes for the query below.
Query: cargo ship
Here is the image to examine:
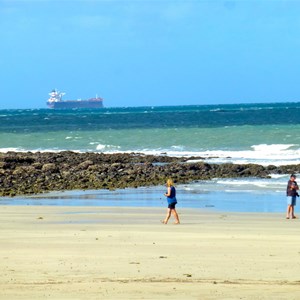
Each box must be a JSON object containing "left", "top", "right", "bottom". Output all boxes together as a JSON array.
[{"left": 47, "top": 89, "right": 104, "bottom": 109}]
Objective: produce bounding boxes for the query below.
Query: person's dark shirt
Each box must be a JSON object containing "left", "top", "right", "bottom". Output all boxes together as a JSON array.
[{"left": 286, "top": 180, "right": 298, "bottom": 196}]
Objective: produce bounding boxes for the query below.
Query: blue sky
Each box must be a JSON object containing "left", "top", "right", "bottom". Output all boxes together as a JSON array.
[{"left": 1, "top": 0, "right": 300, "bottom": 109}]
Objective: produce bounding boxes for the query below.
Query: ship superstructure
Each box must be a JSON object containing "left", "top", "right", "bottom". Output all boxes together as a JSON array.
[{"left": 47, "top": 89, "right": 104, "bottom": 109}]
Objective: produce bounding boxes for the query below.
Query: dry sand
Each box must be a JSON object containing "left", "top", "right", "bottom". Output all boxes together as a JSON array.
[{"left": 0, "top": 205, "right": 299, "bottom": 299}]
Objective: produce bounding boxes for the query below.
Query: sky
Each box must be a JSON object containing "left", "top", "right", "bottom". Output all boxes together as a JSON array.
[{"left": 1, "top": 0, "right": 300, "bottom": 109}]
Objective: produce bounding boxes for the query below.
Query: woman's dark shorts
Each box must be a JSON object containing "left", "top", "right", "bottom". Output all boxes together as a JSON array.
[{"left": 168, "top": 203, "right": 177, "bottom": 209}]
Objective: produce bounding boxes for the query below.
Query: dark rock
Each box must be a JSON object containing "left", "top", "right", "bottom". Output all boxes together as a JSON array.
[
  {"left": 42, "top": 163, "right": 58, "bottom": 173},
  {"left": 0, "top": 151, "right": 297, "bottom": 197}
]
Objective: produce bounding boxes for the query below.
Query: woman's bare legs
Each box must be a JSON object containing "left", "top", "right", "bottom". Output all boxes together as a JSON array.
[
  {"left": 162, "top": 208, "right": 172, "bottom": 224},
  {"left": 172, "top": 209, "right": 180, "bottom": 224},
  {"left": 162, "top": 208, "right": 180, "bottom": 224}
]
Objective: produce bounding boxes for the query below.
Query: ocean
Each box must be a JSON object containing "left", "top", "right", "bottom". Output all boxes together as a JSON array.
[
  {"left": 1, "top": 102, "right": 300, "bottom": 165},
  {"left": 1, "top": 102, "right": 299, "bottom": 212}
]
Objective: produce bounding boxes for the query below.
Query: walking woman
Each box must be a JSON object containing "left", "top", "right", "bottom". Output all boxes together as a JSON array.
[{"left": 162, "top": 178, "right": 180, "bottom": 224}]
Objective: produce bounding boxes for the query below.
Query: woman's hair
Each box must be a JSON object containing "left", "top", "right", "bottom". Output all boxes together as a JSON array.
[{"left": 166, "top": 178, "right": 174, "bottom": 187}]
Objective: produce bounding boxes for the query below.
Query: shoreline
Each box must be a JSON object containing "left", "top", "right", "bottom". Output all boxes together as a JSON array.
[{"left": 1, "top": 205, "right": 299, "bottom": 299}]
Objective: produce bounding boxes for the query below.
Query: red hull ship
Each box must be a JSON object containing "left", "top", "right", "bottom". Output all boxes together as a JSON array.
[{"left": 47, "top": 89, "right": 104, "bottom": 109}]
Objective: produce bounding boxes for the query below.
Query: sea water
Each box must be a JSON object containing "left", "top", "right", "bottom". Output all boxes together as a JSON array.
[
  {"left": 1, "top": 103, "right": 300, "bottom": 165},
  {"left": 0, "top": 103, "right": 299, "bottom": 211}
]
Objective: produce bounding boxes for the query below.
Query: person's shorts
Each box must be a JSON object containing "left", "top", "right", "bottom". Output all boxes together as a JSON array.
[
  {"left": 168, "top": 203, "right": 177, "bottom": 209},
  {"left": 287, "top": 196, "right": 297, "bottom": 206}
]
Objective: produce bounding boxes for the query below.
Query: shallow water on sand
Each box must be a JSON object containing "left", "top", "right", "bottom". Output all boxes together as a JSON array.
[{"left": 0, "top": 177, "right": 289, "bottom": 213}]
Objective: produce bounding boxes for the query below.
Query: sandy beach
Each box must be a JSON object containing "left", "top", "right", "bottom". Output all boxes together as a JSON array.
[{"left": 0, "top": 205, "right": 300, "bottom": 299}]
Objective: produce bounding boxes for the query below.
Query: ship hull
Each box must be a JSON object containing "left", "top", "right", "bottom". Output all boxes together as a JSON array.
[{"left": 47, "top": 100, "right": 103, "bottom": 109}]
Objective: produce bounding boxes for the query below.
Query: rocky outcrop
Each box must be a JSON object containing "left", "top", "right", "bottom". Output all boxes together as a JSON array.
[{"left": 0, "top": 151, "right": 299, "bottom": 197}]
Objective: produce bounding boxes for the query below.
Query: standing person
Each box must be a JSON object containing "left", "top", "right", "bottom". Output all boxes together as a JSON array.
[
  {"left": 162, "top": 178, "right": 180, "bottom": 224},
  {"left": 286, "top": 174, "right": 299, "bottom": 219}
]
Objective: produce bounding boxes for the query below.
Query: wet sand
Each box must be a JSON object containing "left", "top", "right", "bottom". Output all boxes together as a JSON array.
[{"left": 0, "top": 205, "right": 299, "bottom": 299}]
